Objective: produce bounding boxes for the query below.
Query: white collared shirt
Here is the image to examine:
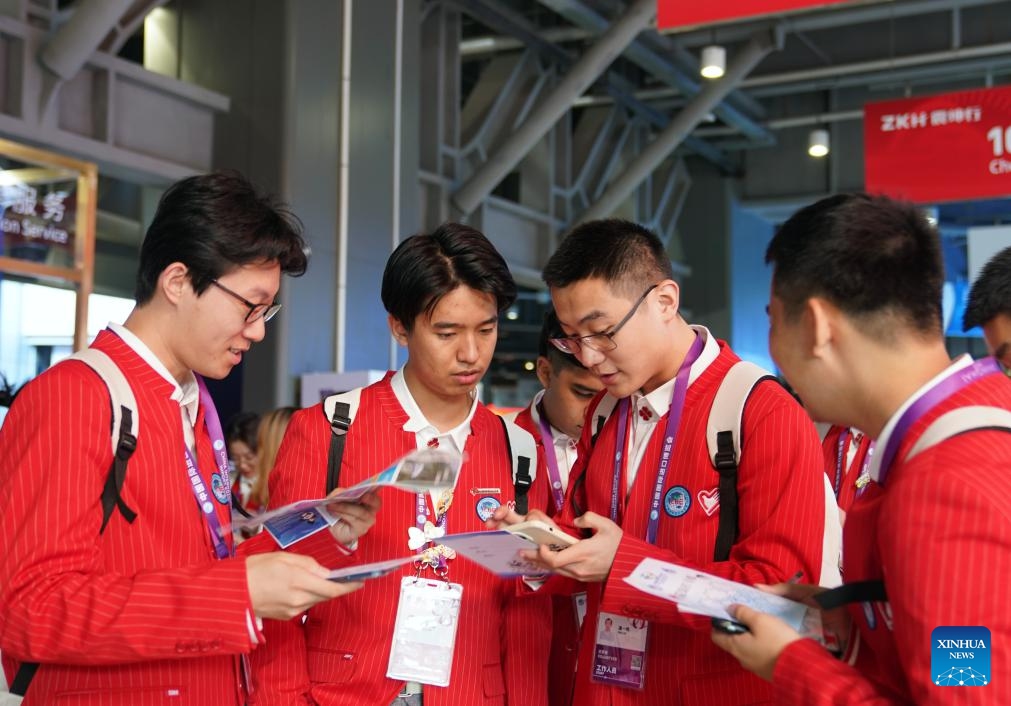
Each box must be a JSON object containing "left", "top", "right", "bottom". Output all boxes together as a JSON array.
[
  {"left": 529, "top": 389, "right": 579, "bottom": 493},
  {"left": 626, "top": 325, "right": 721, "bottom": 490},
  {"left": 109, "top": 323, "right": 200, "bottom": 455},
  {"left": 866, "top": 354, "right": 974, "bottom": 483},
  {"left": 390, "top": 368, "right": 476, "bottom": 500}
]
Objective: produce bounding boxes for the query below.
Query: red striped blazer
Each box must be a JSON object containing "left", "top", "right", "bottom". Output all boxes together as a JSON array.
[
  {"left": 556, "top": 340, "right": 827, "bottom": 706},
  {"left": 0, "top": 329, "right": 254, "bottom": 706},
  {"left": 774, "top": 369, "right": 1011, "bottom": 705},
  {"left": 248, "top": 374, "right": 550, "bottom": 706}
]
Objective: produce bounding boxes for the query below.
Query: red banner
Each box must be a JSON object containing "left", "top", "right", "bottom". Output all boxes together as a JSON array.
[
  {"left": 864, "top": 85, "right": 1011, "bottom": 203},
  {"left": 657, "top": 0, "right": 858, "bottom": 30}
]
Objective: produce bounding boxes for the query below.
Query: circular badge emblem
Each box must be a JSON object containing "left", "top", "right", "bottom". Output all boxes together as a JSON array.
[
  {"left": 475, "top": 496, "right": 501, "bottom": 522},
  {"left": 210, "top": 473, "right": 231, "bottom": 505},
  {"left": 663, "top": 486, "right": 691, "bottom": 517},
  {"left": 213, "top": 439, "right": 226, "bottom": 451}
]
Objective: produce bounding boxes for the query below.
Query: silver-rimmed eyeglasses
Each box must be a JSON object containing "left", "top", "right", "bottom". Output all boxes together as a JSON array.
[{"left": 549, "top": 284, "right": 657, "bottom": 355}]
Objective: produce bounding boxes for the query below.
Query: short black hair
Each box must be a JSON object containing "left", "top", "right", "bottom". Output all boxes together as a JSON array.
[
  {"left": 542, "top": 218, "right": 673, "bottom": 297},
  {"left": 964, "top": 246, "right": 1011, "bottom": 331},
  {"left": 381, "top": 222, "right": 517, "bottom": 331},
  {"left": 538, "top": 309, "right": 587, "bottom": 372},
  {"left": 766, "top": 193, "right": 943, "bottom": 338},
  {"left": 225, "top": 411, "right": 260, "bottom": 450},
  {"left": 135, "top": 171, "right": 308, "bottom": 304}
]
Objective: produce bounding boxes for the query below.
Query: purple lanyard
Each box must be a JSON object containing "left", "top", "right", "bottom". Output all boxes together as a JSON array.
[
  {"left": 182, "top": 376, "right": 232, "bottom": 560},
  {"left": 877, "top": 357, "right": 1002, "bottom": 485},
  {"left": 415, "top": 492, "right": 449, "bottom": 531},
  {"left": 536, "top": 402, "right": 566, "bottom": 511},
  {"left": 610, "top": 334, "right": 706, "bottom": 544},
  {"left": 832, "top": 428, "right": 851, "bottom": 495}
]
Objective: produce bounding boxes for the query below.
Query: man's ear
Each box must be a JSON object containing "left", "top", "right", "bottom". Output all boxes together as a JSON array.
[
  {"left": 160, "top": 262, "right": 190, "bottom": 306},
  {"left": 654, "top": 279, "right": 681, "bottom": 321},
  {"left": 807, "top": 297, "right": 837, "bottom": 358},
  {"left": 535, "top": 356, "right": 553, "bottom": 390},
  {"left": 388, "top": 314, "right": 409, "bottom": 345}
]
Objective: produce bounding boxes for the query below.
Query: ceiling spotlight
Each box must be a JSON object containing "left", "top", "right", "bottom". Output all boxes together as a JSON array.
[
  {"left": 505, "top": 307, "right": 519, "bottom": 321},
  {"left": 808, "top": 128, "right": 830, "bottom": 158},
  {"left": 523, "top": 361, "right": 535, "bottom": 371},
  {"left": 700, "top": 45, "right": 726, "bottom": 79}
]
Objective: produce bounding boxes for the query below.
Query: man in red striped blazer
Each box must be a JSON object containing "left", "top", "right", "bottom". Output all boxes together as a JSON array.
[
  {"left": 963, "top": 244, "right": 1011, "bottom": 369},
  {"left": 495, "top": 219, "right": 830, "bottom": 706},
  {"left": 0, "top": 172, "right": 369, "bottom": 705},
  {"left": 715, "top": 194, "right": 1011, "bottom": 704},
  {"left": 508, "top": 310, "right": 603, "bottom": 706},
  {"left": 247, "top": 223, "right": 551, "bottom": 706}
]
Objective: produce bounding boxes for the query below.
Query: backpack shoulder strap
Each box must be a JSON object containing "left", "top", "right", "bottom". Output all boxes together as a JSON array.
[
  {"left": 322, "top": 388, "right": 363, "bottom": 494},
  {"left": 70, "top": 348, "right": 139, "bottom": 534},
  {"left": 498, "top": 416, "right": 537, "bottom": 514},
  {"left": 590, "top": 394, "right": 620, "bottom": 446},
  {"left": 706, "top": 361, "right": 776, "bottom": 562},
  {"left": 906, "top": 405, "right": 1011, "bottom": 461}
]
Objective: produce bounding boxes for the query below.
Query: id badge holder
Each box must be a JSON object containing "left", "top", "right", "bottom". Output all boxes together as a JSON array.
[
  {"left": 590, "top": 611, "right": 649, "bottom": 690},
  {"left": 386, "top": 576, "right": 464, "bottom": 687}
]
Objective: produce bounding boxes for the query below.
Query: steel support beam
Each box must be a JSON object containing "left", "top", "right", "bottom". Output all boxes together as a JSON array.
[
  {"left": 580, "top": 30, "right": 777, "bottom": 223},
  {"left": 39, "top": 0, "right": 138, "bottom": 80},
  {"left": 447, "top": 0, "right": 735, "bottom": 172},
  {"left": 451, "top": 0, "right": 655, "bottom": 216},
  {"left": 37, "top": 0, "right": 138, "bottom": 117},
  {"left": 536, "top": 0, "right": 772, "bottom": 143}
]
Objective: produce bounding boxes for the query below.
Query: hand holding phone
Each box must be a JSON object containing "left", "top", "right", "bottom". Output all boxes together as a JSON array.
[
  {"left": 711, "top": 617, "right": 749, "bottom": 635},
  {"left": 507, "top": 520, "right": 579, "bottom": 550}
]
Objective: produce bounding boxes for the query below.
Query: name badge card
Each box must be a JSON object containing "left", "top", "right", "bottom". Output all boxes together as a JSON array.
[
  {"left": 590, "top": 611, "right": 649, "bottom": 690},
  {"left": 387, "top": 577, "right": 463, "bottom": 687}
]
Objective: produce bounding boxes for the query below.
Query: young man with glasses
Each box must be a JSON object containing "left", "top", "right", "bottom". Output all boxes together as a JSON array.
[
  {"left": 495, "top": 218, "right": 830, "bottom": 705},
  {"left": 713, "top": 194, "right": 1011, "bottom": 705},
  {"left": 0, "top": 172, "right": 376, "bottom": 705},
  {"left": 964, "top": 245, "right": 1011, "bottom": 373},
  {"left": 247, "top": 222, "right": 550, "bottom": 706}
]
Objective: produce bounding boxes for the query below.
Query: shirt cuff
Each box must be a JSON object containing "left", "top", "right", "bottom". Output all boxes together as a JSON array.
[{"left": 246, "top": 609, "right": 264, "bottom": 645}]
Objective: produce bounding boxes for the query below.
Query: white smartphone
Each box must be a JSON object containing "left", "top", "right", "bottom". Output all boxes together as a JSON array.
[{"left": 507, "top": 520, "right": 579, "bottom": 550}]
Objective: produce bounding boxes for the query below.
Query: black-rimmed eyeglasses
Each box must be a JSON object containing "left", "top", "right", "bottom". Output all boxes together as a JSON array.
[
  {"left": 549, "top": 284, "right": 658, "bottom": 355},
  {"left": 210, "top": 280, "right": 281, "bottom": 323}
]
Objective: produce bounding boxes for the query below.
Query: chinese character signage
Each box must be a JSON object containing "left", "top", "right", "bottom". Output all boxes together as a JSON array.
[
  {"left": 657, "top": 0, "right": 860, "bottom": 30},
  {"left": 0, "top": 179, "right": 76, "bottom": 266},
  {"left": 864, "top": 85, "right": 1011, "bottom": 203}
]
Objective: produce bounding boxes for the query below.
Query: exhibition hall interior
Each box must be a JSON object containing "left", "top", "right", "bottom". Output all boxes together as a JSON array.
[{"left": 0, "top": 0, "right": 1008, "bottom": 422}]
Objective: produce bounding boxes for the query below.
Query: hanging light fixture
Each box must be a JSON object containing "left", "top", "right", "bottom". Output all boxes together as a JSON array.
[
  {"left": 700, "top": 45, "right": 726, "bottom": 79},
  {"left": 808, "top": 128, "right": 830, "bottom": 158}
]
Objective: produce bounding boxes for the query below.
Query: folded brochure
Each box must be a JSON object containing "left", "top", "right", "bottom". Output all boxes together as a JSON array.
[
  {"left": 438, "top": 529, "right": 550, "bottom": 578},
  {"left": 327, "top": 556, "right": 417, "bottom": 582},
  {"left": 623, "top": 557, "right": 823, "bottom": 639},
  {"left": 233, "top": 447, "right": 463, "bottom": 549}
]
